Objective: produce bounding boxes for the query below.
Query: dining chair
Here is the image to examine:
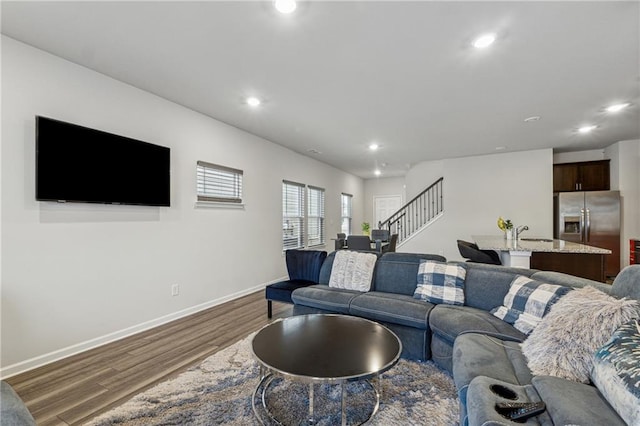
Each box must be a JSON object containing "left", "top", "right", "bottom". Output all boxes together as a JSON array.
[
  {"left": 346, "top": 235, "right": 373, "bottom": 251},
  {"left": 382, "top": 234, "right": 399, "bottom": 253},
  {"left": 371, "top": 229, "right": 390, "bottom": 242}
]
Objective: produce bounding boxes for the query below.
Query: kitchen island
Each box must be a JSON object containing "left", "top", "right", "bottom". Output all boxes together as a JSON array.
[{"left": 472, "top": 235, "right": 612, "bottom": 282}]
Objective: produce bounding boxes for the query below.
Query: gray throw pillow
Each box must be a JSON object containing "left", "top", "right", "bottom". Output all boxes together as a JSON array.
[{"left": 521, "top": 286, "right": 640, "bottom": 383}]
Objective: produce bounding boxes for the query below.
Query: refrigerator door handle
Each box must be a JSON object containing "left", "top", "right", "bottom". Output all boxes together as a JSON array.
[
  {"left": 580, "top": 208, "right": 585, "bottom": 242},
  {"left": 585, "top": 208, "right": 591, "bottom": 242}
]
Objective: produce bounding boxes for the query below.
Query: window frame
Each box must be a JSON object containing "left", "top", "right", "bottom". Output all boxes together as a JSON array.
[
  {"left": 282, "top": 180, "right": 306, "bottom": 251},
  {"left": 341, "top": 192, "right": 353, "bottom": 236},
  {"left": 307, "top": 186, "right": 325, "bottom": 247},
  {"left": 196, "top": 161, "right": 243, "bottom": 205}
]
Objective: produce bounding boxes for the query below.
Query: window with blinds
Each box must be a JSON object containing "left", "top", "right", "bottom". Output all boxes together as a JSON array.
[
  {"left": 341, "top": 193, "right": 352, "bottom": 235},
  {"left": 282, "top": 181, "right": 305, "bottom": 250},
  {"left": 197, "top": 161, "right": 243, "bottom": 203},
  {"left": 307, "top": 186, "right": 325, "bottom": 247}
]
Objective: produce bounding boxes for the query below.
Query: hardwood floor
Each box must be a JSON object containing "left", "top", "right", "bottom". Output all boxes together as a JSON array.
[{"left": 5, "top": 291, "right": 292, "bottom": 425}]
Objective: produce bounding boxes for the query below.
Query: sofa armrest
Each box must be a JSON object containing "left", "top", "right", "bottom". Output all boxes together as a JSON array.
[{"left": 458, "top": 330, "right": 525, "bottom": 343}]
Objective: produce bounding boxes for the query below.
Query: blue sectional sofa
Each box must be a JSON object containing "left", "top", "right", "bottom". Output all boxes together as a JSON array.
[{"left": 291, "top": 251, "right": 640, "bottom": 426}]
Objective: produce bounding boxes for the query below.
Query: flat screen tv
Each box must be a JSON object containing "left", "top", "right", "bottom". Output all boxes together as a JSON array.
[{"left": 36, "top": 116, "right": 170, "bottom": 206}]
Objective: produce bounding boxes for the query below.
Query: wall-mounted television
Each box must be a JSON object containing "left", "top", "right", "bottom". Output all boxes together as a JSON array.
[{"left": 36, "top": 116, "right": 171, "bottom": 206}]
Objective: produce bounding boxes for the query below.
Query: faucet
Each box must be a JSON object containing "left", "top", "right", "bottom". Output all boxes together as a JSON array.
[{"left": 516, "top": 225, "right": 529, "bottom": 239}]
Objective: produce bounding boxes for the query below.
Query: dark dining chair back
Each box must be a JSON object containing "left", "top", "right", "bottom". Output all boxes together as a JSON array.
[
  {"left": 346, "top": 235, "right": 373, "bottom": 251},
  {"left": 382, "top": 234, "right": 399, "bottom": 253},
  {"left": 371, "top": 229, "right": 390, "bottom": 242},
  {"left": 335, "top": 233, "right": 347, "bottom": 250}
]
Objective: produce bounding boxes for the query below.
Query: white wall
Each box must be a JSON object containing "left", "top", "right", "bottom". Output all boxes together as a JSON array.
[
  {"left": 605, "top": 139, "right": 640, "bottom": 268},
  {"left": 400, "top": 150, "right": 554, "bottom": 260},
  {"left": 0, "top": 37, "right": 364, "bottom": 376},
  {"left": 553, "top": 149, "right": 605, "bottom": 164}
]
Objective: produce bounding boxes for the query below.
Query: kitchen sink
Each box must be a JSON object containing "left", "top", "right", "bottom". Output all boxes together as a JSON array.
[{"left": 520, "top": 238, "right": 553, "bottom": 242}]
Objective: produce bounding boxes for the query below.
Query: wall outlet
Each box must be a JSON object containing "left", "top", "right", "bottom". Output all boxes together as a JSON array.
[{"left": 171, "top": 284, "right": 179, "bottom": 296}]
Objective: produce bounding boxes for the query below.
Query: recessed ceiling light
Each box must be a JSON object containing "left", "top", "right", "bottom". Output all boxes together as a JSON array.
[
  {"left": 374, "top": 169, "right": 381, "bottom": 176},
  {"left": 274, "top": 0, "right": 296, "bottom": 14},
  {"left": 246, "top": 97, "right": 261, "bottom": 107},
  {"left": 307, "top": 149, "right": 322, "bottom": 155},
  {"left": 369, "top": 143, "right": 379, "bottom": 151},
  {"left": 578, "top": 125, "right": 597, "bottom": 134},
  {"left": 472, "top": 33, "right": 496, "bottom": 49},
  {"left": 523, "top": 116, "right": 541, "bottom": 122},
  {"left": 495, "top": 146, "right": 507, "bottom": 151},
  {"left": 606, "top": 103, "right": 630, "bottom": 113}
]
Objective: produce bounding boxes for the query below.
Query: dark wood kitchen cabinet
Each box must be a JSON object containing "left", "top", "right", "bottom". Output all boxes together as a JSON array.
[{"left": 553, "top": 160, "right": 610, "bottom": 192}]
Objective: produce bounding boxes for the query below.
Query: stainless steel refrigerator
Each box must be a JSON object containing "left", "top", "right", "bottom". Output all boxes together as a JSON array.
[{"left": 554, "top": 190, "right": 620, "bottom": 277}]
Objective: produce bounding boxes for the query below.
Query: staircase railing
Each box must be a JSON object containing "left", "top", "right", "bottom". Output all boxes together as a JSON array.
[{"left": 378, "top": 177, "right": 443, "bottom": 244}]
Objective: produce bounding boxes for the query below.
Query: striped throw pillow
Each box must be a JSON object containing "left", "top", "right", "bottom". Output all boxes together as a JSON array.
[
  {"left": 491, "top": 275, "right": 571, "bottom": 335},
  {"left": 414, "top": 260, "right": 466, "bottom": 305}
]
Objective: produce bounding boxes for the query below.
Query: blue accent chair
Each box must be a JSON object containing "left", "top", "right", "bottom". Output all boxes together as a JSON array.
[{"left": 265, "top": 249, "right": 328, "bottom": 318}]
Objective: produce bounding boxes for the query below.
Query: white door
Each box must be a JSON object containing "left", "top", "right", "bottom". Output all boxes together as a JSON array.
[{"left": 374, "top": 195, "right": 402, "bottom": 228}]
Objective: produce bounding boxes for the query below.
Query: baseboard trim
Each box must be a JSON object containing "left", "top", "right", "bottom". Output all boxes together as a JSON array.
[{"left": 0, "top": 277, "right": 287, "bottom": 379}]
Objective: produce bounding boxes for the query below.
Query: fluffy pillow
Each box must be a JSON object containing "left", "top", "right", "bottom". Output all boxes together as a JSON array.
[
  {"left": 328, "top": 250, "right": 377, "bottom": 292},
  {"left": 491, "top": 275, "right": 571, "bottom": 335},
  {"left": 521, "top": 286, "right": 640, "bottom": 383},
  {"left": 413, "top": 260, "right": 465, "bottom": 305},
  {"left": 590, "top": 319, "right": 640, "bottom": 426}
]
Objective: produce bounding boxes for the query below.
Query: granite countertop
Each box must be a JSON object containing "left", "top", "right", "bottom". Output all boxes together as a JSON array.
[{"left": 472, "top": 235, "right": 612, "bottom": 254}]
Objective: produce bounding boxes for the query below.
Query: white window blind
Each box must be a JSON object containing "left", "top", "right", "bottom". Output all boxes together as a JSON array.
[
  {"left": 197, "top": 161, "right": 243, "bottom": 203},
  {"left": 341, "top": 193, "right": 352, "bottom": 235},
  {"left": 282, "top": 181, "right": 305, "bottom": 250},
  {"left": 307, "top": 186, "right": 325, "bottom": 247}
]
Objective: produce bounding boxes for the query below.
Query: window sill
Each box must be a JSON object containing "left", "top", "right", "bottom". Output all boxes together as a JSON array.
[{"left": 194, "top": 201, "right": 245, "bottom": 210}]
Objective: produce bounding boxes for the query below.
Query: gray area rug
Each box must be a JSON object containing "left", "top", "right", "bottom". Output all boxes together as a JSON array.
[{"left": 87, "top": 334, "right": 459, "bottom": 425}]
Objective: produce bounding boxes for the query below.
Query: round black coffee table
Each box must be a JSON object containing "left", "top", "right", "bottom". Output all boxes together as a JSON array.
[{"left": 251, "top": 314, "right": 402, "bottom": 425}]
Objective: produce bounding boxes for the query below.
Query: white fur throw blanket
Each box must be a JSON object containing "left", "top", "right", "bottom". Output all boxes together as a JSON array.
[
  {"left": 329, "top": 250, "right": 377, "bottom": 292},
  {"left": 521, "top": 286, "right": 640, "bottom": 383}
]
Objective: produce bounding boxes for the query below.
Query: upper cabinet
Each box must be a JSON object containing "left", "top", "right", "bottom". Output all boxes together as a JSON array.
[{"left": 553, "top": 160, "right": 610, "bottom": 192}]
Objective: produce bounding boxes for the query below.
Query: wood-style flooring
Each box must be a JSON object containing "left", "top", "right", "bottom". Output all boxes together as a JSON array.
[{"left": 5, "top": 291, "right": 292, "bottom": 425}]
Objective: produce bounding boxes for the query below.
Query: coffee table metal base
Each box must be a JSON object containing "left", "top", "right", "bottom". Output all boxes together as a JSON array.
[{"left": 252, "top": 369, "right": 382, "bottom": 426}]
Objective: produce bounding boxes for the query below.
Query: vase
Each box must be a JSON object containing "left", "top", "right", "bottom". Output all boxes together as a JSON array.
[{"left": 505, "top": 229, "right": 513, "bottom": 240}]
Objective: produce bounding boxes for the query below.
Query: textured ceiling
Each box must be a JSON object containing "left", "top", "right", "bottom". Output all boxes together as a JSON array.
[{"left": 2, "top": 1, "right": 639, "bottom": 178}]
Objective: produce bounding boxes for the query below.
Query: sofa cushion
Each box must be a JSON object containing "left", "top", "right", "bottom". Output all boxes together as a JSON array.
[
  {"left": 610, "top": 264, "right": 640, "bottom": 300},
  {"left": 532, "top": 376, "right": 626, "bottom": 426},
  {"left": 349, "top": 292, "right": 434, "bottom": 329},
  {"left": 291, "top": 285, "right": 361, "bottom": 314},
  {"left": 430, "top": 305, "right": 526, "bottom": 347},
  {"left": 372, "top": 252, "right": 446, "bottom": 295},
  {"left": 491, "top": 275, "right": 571, "bottom": 335},
  {"left": 591, "top": 319, "right": 640, "bottom": 426},
  {"left": 522, "top": 286, "right": 640, "bottom": 384},
  {"left": 318, "top": 251, "right": 337, "bottom": 284},
  {"left": 265, "top": 279, "right": 316, "bottom": 304},
  {"left": 414, "top": 260, "right": 465, "bottom": 305},
  {"left": 460, "top": 264, "right": 536, "bottom": 312}
]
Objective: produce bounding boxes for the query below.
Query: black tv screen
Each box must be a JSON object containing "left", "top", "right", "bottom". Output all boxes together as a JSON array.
[{"left": 36, "top": 116, "right": 170, "bottom": 206}]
